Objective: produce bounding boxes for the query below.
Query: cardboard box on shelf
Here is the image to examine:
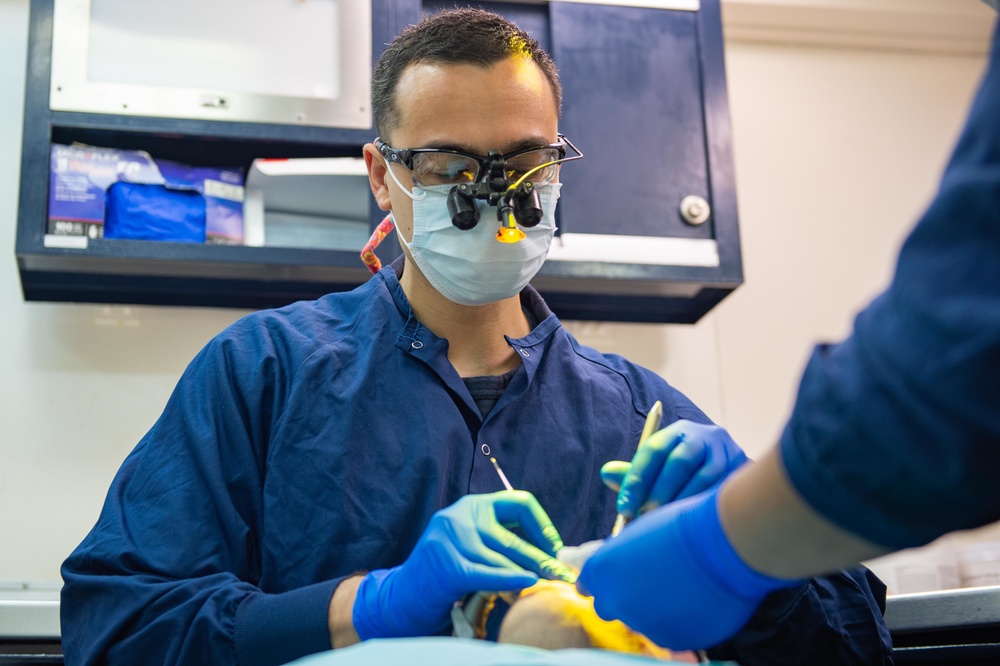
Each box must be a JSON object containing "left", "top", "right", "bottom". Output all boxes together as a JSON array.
[{"left": 47, "top": 143, "right": 245, "bottom": 245}]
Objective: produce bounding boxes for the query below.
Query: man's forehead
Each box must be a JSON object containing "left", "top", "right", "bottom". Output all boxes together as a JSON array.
[
  {"left": 398, "top": 55, "right": 544, "bottom": 84},
  {"left": 389, "top": 58, "right": 558, "bottom": 150},
  {"left": 393, "top": 58, "right": 552, "bottom": 106}
]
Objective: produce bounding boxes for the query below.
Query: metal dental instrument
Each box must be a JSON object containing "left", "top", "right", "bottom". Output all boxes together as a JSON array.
[
  {"left": 490, "top": 457, "right": 515, "bottom": 491},
  {"left": 610, "top": 400, "right": 663, "bottom": 538},
  {"left": 453, "top": 455, "right": 514, "bottom": 639},
  {"left": 452, "top": 451, "right": 514, "bottom": 640},
  {"left": 490, "top": 458, "right": 584, "bottom": 580}
]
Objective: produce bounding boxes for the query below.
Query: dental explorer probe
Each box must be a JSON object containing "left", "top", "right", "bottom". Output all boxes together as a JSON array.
[
  {"left": 609, "top": 400, "right": 663, "bottom": 537},
  {"left": 490, "top": 457, "right": 515, "bottom": 491}
]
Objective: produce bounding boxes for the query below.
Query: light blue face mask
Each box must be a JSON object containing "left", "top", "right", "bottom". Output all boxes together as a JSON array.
[
  {"left": 984, "top": 0, "right": 999, "bottom": 12},
  {"left": 386, "top": 164, "right": 560, "bottom": 306}
]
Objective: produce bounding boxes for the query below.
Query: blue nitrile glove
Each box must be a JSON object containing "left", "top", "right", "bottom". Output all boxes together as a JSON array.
[
  {"left": 577, "top": 486, "right": 801, "bottom": 650},
  {"left": 352, "top": 491, "right": 575, "bottom": 639},
  {"left": 601, "top": 420, "right": 749, "bottom": 519}
]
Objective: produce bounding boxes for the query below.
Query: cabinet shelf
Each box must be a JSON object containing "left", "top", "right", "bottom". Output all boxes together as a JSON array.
[
  {"left": 49, "top": 112, "right": 372, "bottom": 166},
  {"left": 18, "top": 237, "right": 737, "bottom": 321}
]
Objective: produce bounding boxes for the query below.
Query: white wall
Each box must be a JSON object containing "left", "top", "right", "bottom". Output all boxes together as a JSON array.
[
  {"left": 0, "top": 0, "right": 995, "bottom": 585},
  {"left": 0, "top": 0, "right": 250, "bottom": 583}
]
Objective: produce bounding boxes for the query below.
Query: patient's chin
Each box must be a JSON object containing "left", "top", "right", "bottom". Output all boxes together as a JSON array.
[
  {"left": 497, "top": 582, "right": 599, "bottom": 649},
  {"left": 497, "top": 580, "right": 691, "bottom": 661}
]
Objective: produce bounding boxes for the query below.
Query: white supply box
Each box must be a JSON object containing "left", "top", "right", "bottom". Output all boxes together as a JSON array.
[{"left": 243, "top": 157, "right": 372, "bottom": 251}]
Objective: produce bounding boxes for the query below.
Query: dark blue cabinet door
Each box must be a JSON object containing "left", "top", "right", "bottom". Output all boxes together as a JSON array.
[
  {"left": 549, "top": 2, "right": 713, "bottom": 238},
  {"left": 551, "top": 3, "right": 712, "bottom": 241}
]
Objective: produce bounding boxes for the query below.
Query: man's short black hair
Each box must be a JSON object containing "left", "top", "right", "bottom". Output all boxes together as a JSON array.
[{"left": 371, "top": 7, "right": 562, "bottom": 142}]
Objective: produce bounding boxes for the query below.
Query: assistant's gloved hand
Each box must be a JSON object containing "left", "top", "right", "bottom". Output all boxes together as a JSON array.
[
  {"left": 352, "top": 491, "right": 576, "bottom": 640},
  {"left": 577, "top": 485, "right": 801, "bottom": 650},
  {"left": 601, "top": 420, "right": 749, "bottom": 519}
]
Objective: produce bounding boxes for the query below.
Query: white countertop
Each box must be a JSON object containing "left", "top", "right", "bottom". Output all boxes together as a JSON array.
[
  {"left": 885, "top": 585, "right": 1000, "bottom": 632},
  {"left": 0, "top": 581, "right": 61, "bottom": 639}
]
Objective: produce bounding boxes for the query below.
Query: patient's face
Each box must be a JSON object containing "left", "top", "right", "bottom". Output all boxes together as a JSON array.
[{"left": 497, "top": 580, "right": 697, "bottom": 662}]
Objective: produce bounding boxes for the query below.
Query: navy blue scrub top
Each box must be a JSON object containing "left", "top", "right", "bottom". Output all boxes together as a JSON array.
[{"left": 62, "top": 260, "right": 891, "bottom": 665}]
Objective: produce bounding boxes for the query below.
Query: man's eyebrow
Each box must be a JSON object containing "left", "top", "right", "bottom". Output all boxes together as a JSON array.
[
  {"left": 502, "top": 137, "right": 554, "bottom": 154},
  {"left": 416, "top": 137, "right": 554, "bottom": 155}
]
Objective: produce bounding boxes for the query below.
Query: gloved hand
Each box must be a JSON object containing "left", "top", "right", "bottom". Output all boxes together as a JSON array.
[
  {"left": 352, "top": 491, "right": 576, "bottom": 639},
  {"left": 601, "top": 420, "right": 749, "bottom": 519},
  {"left": 577, "top": 486, "right": 800, "bottom": 650}
]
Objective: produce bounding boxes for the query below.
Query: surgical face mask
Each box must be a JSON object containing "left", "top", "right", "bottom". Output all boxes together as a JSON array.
[{"left": 387, "top": 164, "right": 560, "bottom": 306}]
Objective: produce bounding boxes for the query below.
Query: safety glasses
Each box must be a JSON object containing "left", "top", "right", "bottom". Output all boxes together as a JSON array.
[{"left": 375, "top": 135, "right": 581, "bottom": 188}]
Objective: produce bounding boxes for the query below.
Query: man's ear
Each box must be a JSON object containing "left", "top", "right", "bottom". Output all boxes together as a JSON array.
[{"left": 363, "top": 143, "right": 392, "bottom": 212}]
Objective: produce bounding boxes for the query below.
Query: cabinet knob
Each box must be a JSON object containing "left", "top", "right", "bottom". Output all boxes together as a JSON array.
[{"left": 680, "top": 195, "right": 711, "bottom": 226}]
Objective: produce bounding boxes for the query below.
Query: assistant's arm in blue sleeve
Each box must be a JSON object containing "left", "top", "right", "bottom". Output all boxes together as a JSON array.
[
  {"left": 781, "top": 21, "right": 1000, "bottom": 550},
  {"left": 60, "top": 325, "right": 338, "bottom": 666}
]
